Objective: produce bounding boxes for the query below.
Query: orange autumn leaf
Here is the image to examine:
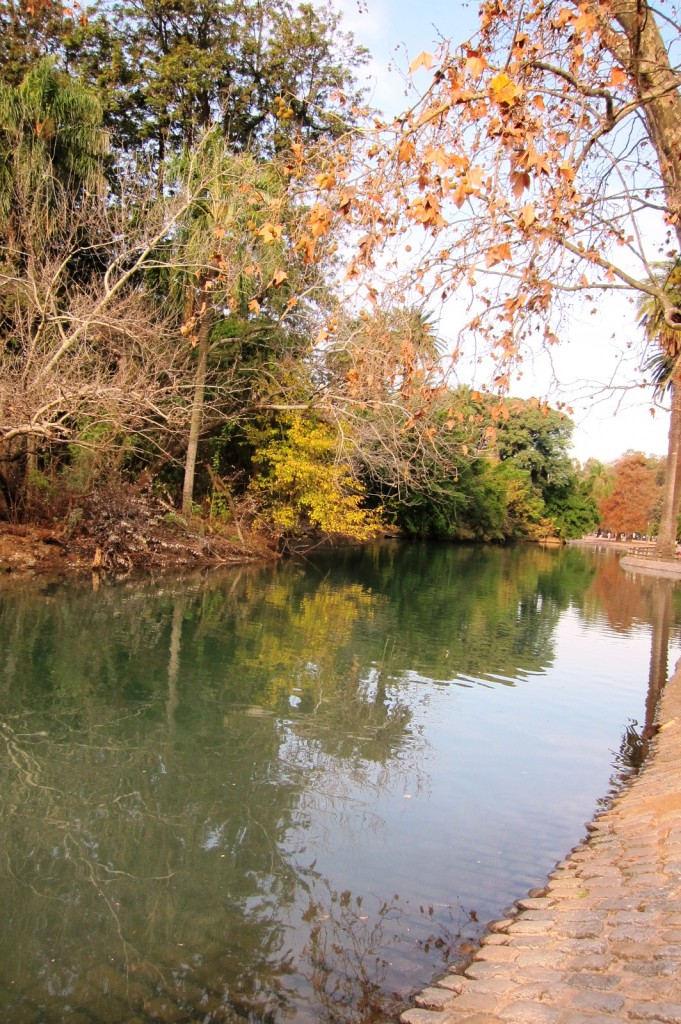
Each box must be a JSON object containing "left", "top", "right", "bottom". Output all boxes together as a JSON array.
[
  {"left": 520, "top": 203, "right": 536, "bottom": 227},
  {"left": 307, "top": 203, "right": 333, "bottom": 238},
  {"left": 485, "top": 242, "right": 512, "bottom": 267},
  {"left": 314, "top": 170, "right": 336, "bottom": 190},
  {"left": 511, "top": 170, "right": 531, "bottom": 199},
  {"left": 398, "top": 137, "right": 416, "bottom": 163},
  {"left": 489, "top": 73, "right": 523, "bottom": 105},
  {"left": 465, "top": 50, "right": 487, "bottom": 77},
  {"left": 409, "top": 50, "right": 434, "bottom": 73},
  {"left": 270, "top": 268, "right": 288, "bottom": 287},
  {"left": 573, "top": 7, "right": 597, "bottom": 36}
]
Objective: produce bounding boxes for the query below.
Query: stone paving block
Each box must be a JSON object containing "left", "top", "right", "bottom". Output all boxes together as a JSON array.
[
  {"left": 566, "top": 972, "right": 620, "bottom": 991},
  {"left": 459, "top": 978, "right": 521, "bottom": 1001},
  {"left": 621, "top": 956, "right": 679, "bottom": 976},
  {"left": 597, "top": 895, "right": 649, "bottom": 909},
  {"left": 515, "top": 897, "right": 553, "bottom": 911},
  {"left": 546, "top": 879, "right": 588, "bottom": 893},
  {"left": 506, "top": 933, "right": 555, "bottom": 948},
  {"left": 618, "top": 976, "right": 680, "bottom": 1000},
  {"left": 557, "top": 921, "right": 604, "bottom": 939},
  {"left": 580, "top": 866, "right": 623, "bottom": 880},
  {"left": 610, "top": 940, "right": 658, "bottom": 961},
  {"left": 628, "top": 1003, "right": 681, "bottom": 1023},
  {"left": 610, "top": 924, "right": 659, "bottom": 942},
  {"left": 496, "top": 999, "right": 564, "bottom": 1023},
  {"left": 507, "top": 919, "right": 556, "bottom": 936},
  {"left": 562, "top": 1014, "right": 623, "bottom": 1024},
  {"left": 445, "top": 1015, "right": 505, "bottom": 1024},
  {"left": 415, "top": 987, "right": 459, "bottom": 1011},
  {"left": 514, "top": 949, "right": 567, "bottom": 969},
  {"left": 517, "top": 908, "right": 557, "bottom": 921},
  {"left": 488, "top": 919, "right": 514, "bottom": 934},
  {"left": 559, "top": 910, "right": 606, "bottom": 922},
  {"left": 476, "top": 946, "right": 519, "bottom": 964},
  {"left": 556, "top": 939, "right": 606, "bottom": 956},
  {"left": 401, "top": 1008, "right": 453, "bottom": 1024},
  {"left": 435, "top": 975, "right": 467, "bottom": 993},
  {"left": 611, "top": 909, "right": 660, "bottom": 925},
  {"left": 447, "top": 990, "right": 512, "bottom": 1015},
  {"left": 662, "top": 914, "right": 681, "bottom": 927},
  {"left": 564, "top": 955, "right": 613, "bottom": 972},
  {"left": 570, "top": 990, "right": 625, "bottom": 1013},
  {"left": 463, "top": 962, "right": 519, "bottom": 982},
  {"left": 510, "top": 966, "right": 564, "bottom": 984},
  {"left": 653, "top": 944, "right": 681, "bottom": 959},
  {"left": 502, "top": 981, "right": 560, "bottom": 1002}
]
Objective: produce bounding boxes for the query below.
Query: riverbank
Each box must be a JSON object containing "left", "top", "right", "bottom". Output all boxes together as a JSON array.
[
  {"left": 0, "top": 489, "right": 277, "bottom": 580},
  {"left": 400, "top": 657, "right": 681, "bottom": 1024}
]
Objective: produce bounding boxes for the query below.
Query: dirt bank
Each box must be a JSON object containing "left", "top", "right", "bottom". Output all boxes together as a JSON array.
[{"left": 0, "top": 490, "right": 276, "bottom": 582}]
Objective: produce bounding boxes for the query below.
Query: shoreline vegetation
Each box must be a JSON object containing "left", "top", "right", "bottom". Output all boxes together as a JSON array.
[
  {"left": 1, "top": 0, "right": 679, "bottom": 580},
  {"left": 0, "top": 500, "right": 674, "bottom": 587}
]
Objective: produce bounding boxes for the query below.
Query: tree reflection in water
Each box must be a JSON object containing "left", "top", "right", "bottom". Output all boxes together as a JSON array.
[{"left": 0, "top": 543, "right": 678, "bottom": 1023}]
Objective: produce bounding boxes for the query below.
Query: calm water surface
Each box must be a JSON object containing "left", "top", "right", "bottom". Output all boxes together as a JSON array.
[{"left": 1, "top": 543, "right": 680, "bottom": 1024}]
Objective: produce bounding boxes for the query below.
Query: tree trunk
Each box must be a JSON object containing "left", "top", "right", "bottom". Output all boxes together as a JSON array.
[
  {"left": 602, "top": 1, "right": 681, "bottom": 255},
  {"left": 655, "top": 377, "right": 681, "bottom": 559},
  {"left": 181, "top": 295, "right": 212, "bottom": 518}
]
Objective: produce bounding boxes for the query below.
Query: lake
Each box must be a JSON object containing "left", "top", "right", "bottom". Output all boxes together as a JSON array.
[{"left": 1, "top": 542, "right": 679, "bottom": 1023}]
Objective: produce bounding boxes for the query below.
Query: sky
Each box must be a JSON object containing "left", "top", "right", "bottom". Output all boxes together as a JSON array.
[{"left": 326, "top": 0, "right": 671, "bottom": 466}]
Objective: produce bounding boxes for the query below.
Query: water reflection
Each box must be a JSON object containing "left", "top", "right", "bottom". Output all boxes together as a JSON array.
[{"left": 0, "top": 543, "right": 679, "bottom": 1023}]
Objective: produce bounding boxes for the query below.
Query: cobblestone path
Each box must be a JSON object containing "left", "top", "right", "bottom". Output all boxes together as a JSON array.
[{"left": 400, "top": 660, "right": 681, "bottom": 1024}]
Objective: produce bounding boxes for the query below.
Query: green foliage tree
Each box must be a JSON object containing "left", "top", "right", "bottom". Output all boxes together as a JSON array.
[
  {"left": 370, "top": 389, "right": 596, "bottom": 542},
  {"left": 0, "top": 0, "right": 370, "bottom": 174},
  {"left": 0, "top": 57, "right": 107, "bottom": 259}
]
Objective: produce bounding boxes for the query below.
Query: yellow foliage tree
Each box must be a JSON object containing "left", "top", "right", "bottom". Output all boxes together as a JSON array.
[{"left": 250, "top": 415, "right": 384, "bottom": 541}]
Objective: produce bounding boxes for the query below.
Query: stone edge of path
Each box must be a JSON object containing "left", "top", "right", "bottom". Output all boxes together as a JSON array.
[{"left": 397, "top": 656, "right": 681, "bottom": 1024}]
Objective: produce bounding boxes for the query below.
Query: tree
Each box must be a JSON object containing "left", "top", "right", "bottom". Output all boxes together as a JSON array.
[
  {"left": 248, "top": 413, "right": 383, "bottom": 540},
  {"left": 0, "top": 59, "right": 112, "bottom": 512},
  {"left": 598, "top": 452, "right": 663, "bottom": 537},
  {"left": 311, "top": 0, "right": 681, "bottom": 512},
  {"left": 156, "top": 134, "right": 323, "bottom": 518},
  {"left": 0, "top": 0, "right": 74, "bottom": 86},
  {"left": 638, "top": 261, "right": 681, "bottom": 557},
  {"left": 0, "top": 58, "right": 107, "bottom": 261}
]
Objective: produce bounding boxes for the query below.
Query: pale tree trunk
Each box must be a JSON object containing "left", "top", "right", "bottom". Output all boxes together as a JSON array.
[
  {"left": 590, "top": 1, "right": 681, "bottom": 556},
  {"left": 181, "top": 296, "right": 212, "bottom": 518},
  {"left": 655, "top": 377, "right": 681, "bottom": 559},
  {"left": 597, "top": 0, "right": 681, "bottom": 254}
]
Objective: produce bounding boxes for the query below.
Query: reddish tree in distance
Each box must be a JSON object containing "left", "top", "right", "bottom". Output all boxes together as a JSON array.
[{"left": 598, "top": 452, "right": 663, "bottom": 537}]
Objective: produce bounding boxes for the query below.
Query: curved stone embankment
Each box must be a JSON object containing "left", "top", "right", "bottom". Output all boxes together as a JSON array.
[{"left": 401, "top": 661, "right": 681, "bottom": 1024}]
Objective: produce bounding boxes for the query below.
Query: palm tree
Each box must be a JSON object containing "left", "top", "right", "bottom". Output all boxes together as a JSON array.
[
  {"left": 158, "top": 134, "right": 294, "bottom": 517},
  {"left": 0, "top": 60, "right": 107, "bottom": 515},
  {"left": 0, "top": 58, "right": 107, "bottom": 263},
  {"left": 638, "top": 260, "right": 681, "bottom": 559}
]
